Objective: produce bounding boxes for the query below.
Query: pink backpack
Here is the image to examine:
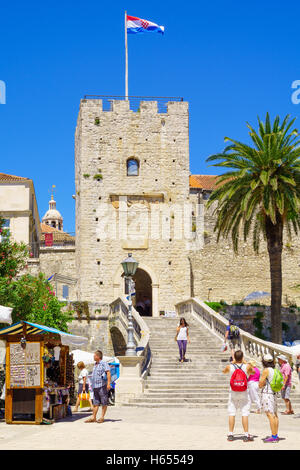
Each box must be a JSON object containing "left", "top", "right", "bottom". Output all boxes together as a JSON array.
[{"left": 230, "top": 364, "right": 248, "bottom": 392}]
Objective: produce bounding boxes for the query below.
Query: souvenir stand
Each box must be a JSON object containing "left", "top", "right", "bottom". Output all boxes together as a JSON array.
[{"left": 0, "top": 321, "right": 88, "bottom": 424}]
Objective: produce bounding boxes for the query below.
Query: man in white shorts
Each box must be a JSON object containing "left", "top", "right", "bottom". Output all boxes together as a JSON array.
[{"left": 223, "top": 350, "right": 254, "bottom": 442}]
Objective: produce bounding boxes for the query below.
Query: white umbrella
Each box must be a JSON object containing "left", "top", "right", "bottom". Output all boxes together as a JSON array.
[
  {"left": 280, "top": 344, "right": 300, "bottom": 357},
  {"left": 0, "top": 305, "right": 13, "bottom": 324},
  {"left": 243, "top": 291, "right": 270, "bottom": 302},
  {"left": 70, "top": 349, "right": 118, "bottom": 365}
]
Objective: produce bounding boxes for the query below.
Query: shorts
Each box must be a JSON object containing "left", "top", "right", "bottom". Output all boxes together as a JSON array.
[
  {"left": 78, "top": 383, "right": 89, "bottom": 395},
  {"left": 281, "top": 386, "right": 291, "bottom": 400},
  {"left": 228, "top": 391, "right": 251, "bottom": 416},
  {"left": 229, "top": 338, "right": 241, "bottom": 350},
  {"left": 261, "top": 392, "right": 278, "bottom": 415},
  {"left": 93, "top": 385, "right": 108, "bottom": 406}
]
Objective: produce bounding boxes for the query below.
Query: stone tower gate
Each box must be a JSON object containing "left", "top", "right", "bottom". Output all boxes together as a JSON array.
[{"left": 75, "top": 98, "right": 193, "bottom": 316}]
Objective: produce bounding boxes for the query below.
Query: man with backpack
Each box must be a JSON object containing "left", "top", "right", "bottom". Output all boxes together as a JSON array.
[
  {"left": 223, "top": 349, "right": 254, "bottom": 442},
  {"left": 225, "top": 319, "right": 241, "bottom": 361}
]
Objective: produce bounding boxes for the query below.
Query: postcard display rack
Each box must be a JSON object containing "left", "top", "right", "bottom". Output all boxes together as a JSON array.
[{"left": 4, "top": 333, "right": 73, "bottom": 424}]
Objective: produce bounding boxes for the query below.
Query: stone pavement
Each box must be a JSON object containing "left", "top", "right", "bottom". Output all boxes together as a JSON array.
[{"left": 0, "top": 407, "right": 299, "bottom": 450}]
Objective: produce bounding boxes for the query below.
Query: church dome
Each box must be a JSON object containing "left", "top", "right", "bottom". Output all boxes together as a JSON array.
[
  {"left": 43, "top": 208, "right": 63, "bottom": 221},
  {"left": 42, "top": 194, "right": 63, "bottom": 231}
]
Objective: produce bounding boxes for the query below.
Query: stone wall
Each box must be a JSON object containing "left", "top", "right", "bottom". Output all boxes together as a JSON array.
[
  {"left": 26, "top": 247, "right": 77, "bottom": 300},
  {"left": 190, "top": 199, "right": 300, "bottom": 307},
  {"left": 67, "top": 301, "right": 127, "bottom": 357},
  {"left": 219, "top": 305, "right": 300, "bottom": 342}
]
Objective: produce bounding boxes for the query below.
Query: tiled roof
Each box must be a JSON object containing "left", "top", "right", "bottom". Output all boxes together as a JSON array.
[
  {"left": 0, "top": 173, "right": 30, "bottom": 182},
  {"left": 40, "top": 223, "right": 75, "bottom": 242},
  {"left": 189, "top": 175, "right": 219, "bottom": 190}
]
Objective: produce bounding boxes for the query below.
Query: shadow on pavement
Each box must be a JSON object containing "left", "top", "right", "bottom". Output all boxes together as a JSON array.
[{"left": 230, "top": 434, "right": 258, "bottom": 441}]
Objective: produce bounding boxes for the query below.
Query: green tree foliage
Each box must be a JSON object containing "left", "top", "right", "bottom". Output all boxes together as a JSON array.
[
  {"left": 0, "top": 217, "right": 28, "bottom": 279},
  {"left": 206, "top": 114, "right": 300, "bottom": 343},
  {"left": 0, "top": 218, "right": 73, "bottom": 332}
]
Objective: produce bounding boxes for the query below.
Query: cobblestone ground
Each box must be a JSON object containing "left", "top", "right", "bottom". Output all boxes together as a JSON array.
[{"left": 0, "top": 407, "right": 299, "bottom": 450}]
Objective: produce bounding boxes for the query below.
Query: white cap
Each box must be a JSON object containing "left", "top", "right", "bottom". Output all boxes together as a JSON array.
[
  {"left": 277, "top": 354, "right": 288, "bottom": 362},
  {"left": 263, "top": 353, "right": 274, "bottom": 362}
]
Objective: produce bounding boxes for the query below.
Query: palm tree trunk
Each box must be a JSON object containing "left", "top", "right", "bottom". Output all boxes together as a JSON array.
[{"left": 265, "top": 215, "right": 283, "bottom": 344}]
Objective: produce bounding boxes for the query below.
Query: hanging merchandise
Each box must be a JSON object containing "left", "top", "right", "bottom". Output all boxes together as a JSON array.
[{"left": 53, "top": 346, "right": 60, "bottom": 361}]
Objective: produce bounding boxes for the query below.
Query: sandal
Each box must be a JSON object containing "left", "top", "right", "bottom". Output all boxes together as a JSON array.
[
  {"left": 84, "top": 418, "right": 96, "bottom": 423},
  {"left": 97, "top": 418, "right": 105, "bottom": 423},
  {"left": 281, "top": 411, "right": 294, "bottom": 415}
]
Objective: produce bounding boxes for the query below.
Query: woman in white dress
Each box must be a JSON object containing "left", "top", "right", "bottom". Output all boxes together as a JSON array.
[
  {"left": 259, "top": 354, "right": 280, "bottom": 443},
  {"left": 247, "top": 360, "right": 261, "bottom": 413}
]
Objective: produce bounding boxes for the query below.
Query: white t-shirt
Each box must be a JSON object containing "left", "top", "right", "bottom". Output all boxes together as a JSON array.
[
  {"left": 229, "top": 363, "right": 249, "bottom": 379},
  {"left": 78, "top": 368, "right": 89, "bottom": 384},
  {"left": 177, "top": 326, "right": 188, "bottom": 340}
]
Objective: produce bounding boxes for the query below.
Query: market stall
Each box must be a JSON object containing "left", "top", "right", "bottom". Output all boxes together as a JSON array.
[{"left": 0, "top": 321, "right": 87, "bottom": 424}]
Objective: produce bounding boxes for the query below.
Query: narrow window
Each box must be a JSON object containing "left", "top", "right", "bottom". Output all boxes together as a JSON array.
[{"left": 127, "top": 158, "right": 139, "bottom": 176}]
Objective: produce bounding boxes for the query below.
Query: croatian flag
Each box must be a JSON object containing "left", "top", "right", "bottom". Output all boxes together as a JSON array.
[{"left": 127, "top": 15, "right": 165, "bottom": 35}]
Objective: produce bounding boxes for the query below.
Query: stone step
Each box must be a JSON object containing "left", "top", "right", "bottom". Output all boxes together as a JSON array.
[
  {"left": 149, "top": 370, "right": 226, "bottom": 375},
  {"left": 146, "top": 381, "right": 228, "bottom": 386},
  {"left": 129, "top": 397, "right": 230, "bottom": 404},
  {"left": 150, "top": 349, "right": 220, "bottom": 352},
  {"left": 145, "top": 387, "right": 229, "bottom": 392},
  {"left": 145, "top": 384, "right": 229, "bottom": 390},
  {"left": 121, "top": 402, "right": 300, "bottom": 409},
  {"left": 144, "top": 392, "right": 229, "bottom": 398}
]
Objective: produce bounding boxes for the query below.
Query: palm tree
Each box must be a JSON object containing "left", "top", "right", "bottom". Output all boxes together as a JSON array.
[{"left": 206, "top": 113, "right": 300, "bottom": 344}]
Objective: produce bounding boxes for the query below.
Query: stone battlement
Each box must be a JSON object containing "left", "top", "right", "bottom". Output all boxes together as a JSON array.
[{"left": 80, "top": 97, "right": 188, "bottom": 115}]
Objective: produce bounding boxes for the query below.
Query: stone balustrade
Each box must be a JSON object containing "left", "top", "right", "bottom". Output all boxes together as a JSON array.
[
  {"left": 176, "top": 297, "right": 297, "bottom": 360},
  {"left": 176, "top": 297, "right": 300, "bottom": 388},
  {"left": 109, "top": 297, "right": 152, "bottom": 403}
]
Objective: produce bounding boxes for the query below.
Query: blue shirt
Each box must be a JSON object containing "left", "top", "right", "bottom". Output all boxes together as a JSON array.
[{"left": 91, "top": 360, "right": 110, "bottom": 389}]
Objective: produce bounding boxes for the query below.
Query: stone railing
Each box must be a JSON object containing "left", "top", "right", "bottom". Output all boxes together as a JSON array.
[
  {"left": 109, "top": 296, "right": 152, "bottom": 379},
  {"left": 176, "top": 297, "right": 300, "bottom": 388}
]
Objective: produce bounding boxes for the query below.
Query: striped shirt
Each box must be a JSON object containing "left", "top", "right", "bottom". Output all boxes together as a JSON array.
[{"left": 91, "top": 360, "right": 110, "bottom": 389}]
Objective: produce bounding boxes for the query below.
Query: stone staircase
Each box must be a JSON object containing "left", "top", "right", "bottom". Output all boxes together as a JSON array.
[{"left": 123, "top": 315, "right": 300, "bottom": 409}]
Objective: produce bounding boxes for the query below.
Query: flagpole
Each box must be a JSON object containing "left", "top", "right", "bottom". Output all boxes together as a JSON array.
[{"left": 125, "top": 10, "right": 128, "bottom": 100}]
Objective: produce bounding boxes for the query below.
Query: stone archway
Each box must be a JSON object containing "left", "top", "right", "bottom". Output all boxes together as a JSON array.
[
  {"left": 110, "top": 327, "right": 127, "bottom": 356},
  {"left": 113, "top": 262, "right": 159, "bottom": 317},
  {"left": 132, "top": 268, "right": 152, "bottom": 316}
]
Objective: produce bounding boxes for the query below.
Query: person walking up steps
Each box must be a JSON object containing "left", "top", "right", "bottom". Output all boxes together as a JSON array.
[
  {"left": 247, "top": 360, "right": 261, "bottom": 413},
  {"left": 259, "top": 354, "right": 284, "bottom": 443},
  {"left": 223, "top": 350, "right": 254, "bottom": 442},
  {"left": 277, "top": 354, "right": 294, "bottom": 415},
  {"left": 225, "top": 319, "right": 241, "bottom": 361},
  {"left": 175, "top": 318, "right": 190, "bottom": 363}
]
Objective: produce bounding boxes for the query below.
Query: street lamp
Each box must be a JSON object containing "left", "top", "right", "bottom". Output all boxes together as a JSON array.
[
  {"left": 121, "top": 253, "right": 139, "bottom": 356},
  {"left": 208, "top": 288, "right": 212, "bottom": 302}
]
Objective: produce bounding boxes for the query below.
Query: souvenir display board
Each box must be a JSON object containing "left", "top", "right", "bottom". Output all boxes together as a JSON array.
[
  {"left": 9, "top": 342, "right": 41, "bottom": 388},
  {"left": 0, "top": 322, "right": 82, "bottom": 425}
]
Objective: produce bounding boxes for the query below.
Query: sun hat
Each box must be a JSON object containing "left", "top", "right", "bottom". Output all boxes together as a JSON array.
[
  {"left": 263, "top": 353, "right": 274, "bottom": 362},
  {"left": 277, "top": 354, "right": 288, "bottom": 362}
]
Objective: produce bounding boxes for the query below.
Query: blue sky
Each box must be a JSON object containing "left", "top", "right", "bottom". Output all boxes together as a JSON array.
[{"left": 1, "top": 0, "right": 300, "bottom": 232}]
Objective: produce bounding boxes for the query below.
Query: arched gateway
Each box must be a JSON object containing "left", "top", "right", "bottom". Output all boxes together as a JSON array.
[{"left": 113, "top": 263, "right": 159, "bottom": 317}]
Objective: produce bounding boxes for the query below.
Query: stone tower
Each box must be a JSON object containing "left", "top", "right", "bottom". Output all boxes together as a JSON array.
[{"left": 75, "top": 98, "right": 192, "bottom": 316}]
